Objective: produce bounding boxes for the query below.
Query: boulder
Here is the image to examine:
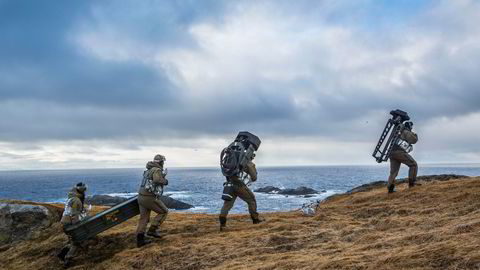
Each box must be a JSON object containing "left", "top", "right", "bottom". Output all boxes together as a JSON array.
[
  {"left": 254, "top": 186, "right": 282, "bottom": 193},
  {"left": 160, "top": 196, "right": 194, "bottom": 210},
  {"left": 255, "top": 186, "right": 320, "bottom": 196},
  {"left": 85, "top": 195, "right": 128, "bottom": 206},
  {"left": 85, "top": 194, "right": 194, "bottom": 210},
  {"left": 0, "top": 203, "right": 59, "bottom": 245},
  {"left": 345, "top": 174, "right": 470, "bottom": 195},
  {"left": 279, "top": 187, "right": 319, "bottom": 195}
]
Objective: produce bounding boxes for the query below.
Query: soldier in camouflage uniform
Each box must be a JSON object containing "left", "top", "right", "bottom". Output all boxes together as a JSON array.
[
  {"left": 219, "top": 159, "right": 262, "bottom": 231},
  {"left": 136, "top": 154, "right": 169, "bottom": 247},
  {"left": 388, "top": 121, "right": 419, "bottom": 193},
  {"left": 57, "top": 182, "right": 88, "bottom": 267}
]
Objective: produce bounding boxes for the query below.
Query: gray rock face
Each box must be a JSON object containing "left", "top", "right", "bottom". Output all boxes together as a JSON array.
[
  {"left": 159, "top": 196, "right": 194, "bottom": 210},
  {"left": 255, "top": 186, "right": 321, "bottom": 196},
  {"left": 85, "top": 195, "right": 127, "bottom": 206},
  {"left": 345, "top": 174, "right": 470, "bottom": 194},
  {"left": 85, "top": 194, "right": 194, "bottom": 210},
  {"left": 280, "top": 187, "right": 320, "bottom": 195},
  {"left": 0, "top": 203, "right": 57, "bottom": 245},
  {"left": 254, "top": 186, "right": 282, "bottom": 194}
]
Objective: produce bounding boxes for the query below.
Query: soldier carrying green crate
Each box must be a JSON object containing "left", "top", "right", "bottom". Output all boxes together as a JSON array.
[
  {"left": 57, "top": 182, "right": 89, "bottom": 267},
  {"left": 135, "top": 154, "right": 169, "bottom": 247}
]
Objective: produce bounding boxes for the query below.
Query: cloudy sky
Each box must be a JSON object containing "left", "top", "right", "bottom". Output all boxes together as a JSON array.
[{"left": 0, "top": 0, "right": 479, "bottom": 170}]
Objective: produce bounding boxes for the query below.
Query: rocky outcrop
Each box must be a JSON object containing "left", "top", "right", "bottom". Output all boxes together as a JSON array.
[
  {"left": 0, "top": 203, "right": 60, "bottom": 245},
  {"left": 160, "top": 196, "right": 194, "bottom": 210},
  {"left": 255, "top": 186, "right": 323, "bottom": 196},
  {"left": 85, "top": 194, "right": 194, "bottom": 210},
  {"left": 346, "top": 174, "right": 470, "bottom": 194},
  {"left": 85, "top": 195, "right": 128, "bottom": 206},
  {"left": 254, "top": 186, "right": 282, "bottom": 194}
]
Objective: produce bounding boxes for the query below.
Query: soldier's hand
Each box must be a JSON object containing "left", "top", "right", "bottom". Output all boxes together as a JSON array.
[{"left": 164, "top": 179, "right": 169, "bottom": 186}]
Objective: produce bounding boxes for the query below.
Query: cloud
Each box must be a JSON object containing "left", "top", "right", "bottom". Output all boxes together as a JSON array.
[{"left": 0, "top": 0, "right": 479, "bottom": 168}]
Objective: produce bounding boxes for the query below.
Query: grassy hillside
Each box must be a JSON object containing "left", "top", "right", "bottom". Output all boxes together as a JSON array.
[{"left": 1, "top": 176, "right": 480, "bottom": 269}]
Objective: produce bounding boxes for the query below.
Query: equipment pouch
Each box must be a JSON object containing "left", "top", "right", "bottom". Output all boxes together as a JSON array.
[
  {"left": 221, "top": 182, "right": 234, "bottom": 201},
  {"left": 397, "top": 139, "right": 413, "bottom": 153}
]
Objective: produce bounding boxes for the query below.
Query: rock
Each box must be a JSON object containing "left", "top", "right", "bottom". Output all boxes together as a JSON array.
[
  {"left": 159, "top": 196, "right": 194, "bottom": 210},
  {"left": 254, "top": 186, "right": 282, "bottom": 193},
  {"left": 324, "top": 174, "right": 471, "bottom": 202},
  {"left": 346, "top": 181, "right": 387, "bottom": 194},
  {"left": 85, "top": 194, "right": 194, "bottom": 210},
  {"left": 0, "top": 203, "right": 59, "bottom": 245},
  {"left": 85, "top": 195, "right": 128, "bottom": 206},
  {"left": 398, "top": 174, "right": 469, "bottom": 183},
  {"left": 345, "top": 174, "right": 470, "bottom": 195},
  {"left": 255, "top": 186, "right": 320, "bottom": 196},
  {"left": 279, "top": 187, "right": 319, "bottom": 195}
]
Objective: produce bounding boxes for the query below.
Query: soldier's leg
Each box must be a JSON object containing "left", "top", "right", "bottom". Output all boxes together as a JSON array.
[
  {"left": 237, "top": 185, "right": 260, "bottom": 222},
  {"left": 64, "top": 240, "right": 80, "bottom": 266},
  {"left": 136, "top": 196, "right": 152, "bottom": 235},
  {"left": 150, "top": 199, "right": 169, "bottom": 228},
  {"left": 398, "top": 152, "right": 418, "bottom": 186},
  {"left": 388, "top": 154, "right": 401, "bottom": 193},
  {"left": 219, "top": 193, "right": 237, "bottom": 230},
  {"left": 136, "top": 195, "right": 154, "bottom": 246}
]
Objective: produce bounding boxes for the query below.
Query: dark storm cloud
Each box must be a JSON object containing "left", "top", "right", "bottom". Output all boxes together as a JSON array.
[{"left": 0, "top": 0, "right": 479, "bottom": 144}]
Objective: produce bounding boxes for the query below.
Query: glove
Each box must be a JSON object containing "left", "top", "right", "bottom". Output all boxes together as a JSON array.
[{"left": 164, "top": 179, "right": 169, "bottom": 186}]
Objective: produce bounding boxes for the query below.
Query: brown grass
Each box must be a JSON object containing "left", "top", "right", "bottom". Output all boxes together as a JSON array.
[{"left": 1, "top": 177, "right": 480, "bottom": 269}]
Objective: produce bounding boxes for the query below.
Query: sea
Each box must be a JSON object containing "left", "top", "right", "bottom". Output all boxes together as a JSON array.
[{"left": 1, "top": 164, "right": 479, "bottom": 214}]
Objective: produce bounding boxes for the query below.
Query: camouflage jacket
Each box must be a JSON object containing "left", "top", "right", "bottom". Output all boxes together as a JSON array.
[
  {"left": 227, "top": 161, "right": 257, "bottom": 184},
  {"left": 60, "top": 188, "right": 84, "bottom": 225},
  {"left": 139, "top": 161, "right": 167, "bottom": 196}
]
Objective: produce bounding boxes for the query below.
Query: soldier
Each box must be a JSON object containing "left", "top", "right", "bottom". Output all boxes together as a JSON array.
[
  {"left": 57, "top": 182, "right": 88, "bottom": 267},
  {"left": 387, "top": 121, "right": 418, "bottom": 193},
  {"left": 136, "top": 154, "right": 169, "bottom": 247},
  {"left": 219, "top": 155, "right": 262, "bottom": 231}
]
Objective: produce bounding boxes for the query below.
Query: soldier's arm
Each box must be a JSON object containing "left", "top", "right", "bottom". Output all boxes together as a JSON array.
[
  {"left": 402, "top": 130, "right": 418, "bottom": 144},
  {"left": 246, "top": 161, "right": 257, "bottom": 182},
  {"left": 70, "top": 198, "right": 83, "bottom": 223},
  {"left": 152, "top": 168, "right": 167, "bottom": 185}
]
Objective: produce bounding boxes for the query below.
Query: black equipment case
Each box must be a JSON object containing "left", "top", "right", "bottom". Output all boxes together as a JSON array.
[
  {"left": 236, "top": 131, "right": 261, "bottom": 150},
  {"left": 64, "top": 196, "right": 140, "bottom": 242},
  {"left": 372, "top": 109, "right": 410, "bottom": 163}
]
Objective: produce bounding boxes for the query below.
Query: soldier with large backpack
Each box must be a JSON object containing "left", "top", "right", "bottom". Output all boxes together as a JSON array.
[
  {"left": 219, "top": 132, "right": 263, "bottom": 231},
  {"left": 387, "top": 121, "right": 418, "bottom": 193}
]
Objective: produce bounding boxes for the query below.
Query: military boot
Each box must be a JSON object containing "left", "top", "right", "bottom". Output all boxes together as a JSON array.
[
  {"left": 147, "top": 225, "right": 163, "bottom": 238},
  {"left": 387, "top": 185, "right": 396, "bottom": 193},
  {"left": 252, "top": 215, "right": 264, "bottom": 224},
  {"left": 57, "top": 247, "right": 70, "bottom": 261},
  {"left": 63, "top": 258, "right": 73, "bottom": 268},
  {"left": 219, "top": 217, "right": 227, "bottom": 231},
  {"left": 136, "top": 233, "right": 152, "bottom": 248}
]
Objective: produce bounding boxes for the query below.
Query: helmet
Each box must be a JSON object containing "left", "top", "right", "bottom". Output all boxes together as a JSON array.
[
  {"left": 75, "top": 182, "right": 87, "bottom": 193},
  {"left": 154, "top": 154, "right": 166, "bottom": 163},
  {"left": 404, "top": 121, "right": 413, "bottom": 131}
]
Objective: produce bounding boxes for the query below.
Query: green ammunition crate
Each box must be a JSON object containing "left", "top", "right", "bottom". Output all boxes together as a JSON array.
[{"left": 64, "top": 196, "right": 140, "bottom": 242}]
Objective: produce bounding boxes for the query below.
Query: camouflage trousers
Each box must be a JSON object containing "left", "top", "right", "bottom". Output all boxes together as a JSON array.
[
  {"left": 136, "top": 194, "right": 168, "bottom": 234},
  {"left": 220, "top": 183, "right": 259, "bottom": 220},
  {"left": 61, "top": 225, "right": 82, "bottom": 261},
  {"left": 388, "top": 150, "right": 418, "bottom": 187}
]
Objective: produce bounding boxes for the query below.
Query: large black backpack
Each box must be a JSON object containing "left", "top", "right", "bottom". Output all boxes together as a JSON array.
[
  {"left": 220, "top": 131, "right": 261, "bottom": 177},
  {"left": 220, "top": 141, "right": 246, "bottom": 177}
]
